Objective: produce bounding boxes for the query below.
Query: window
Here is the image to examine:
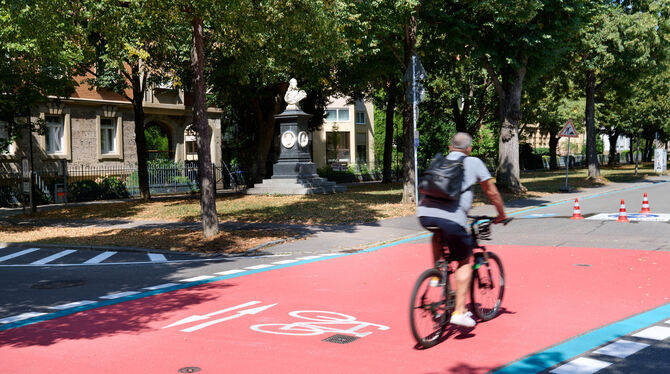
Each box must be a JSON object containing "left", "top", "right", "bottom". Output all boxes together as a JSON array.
[
  {"left": 356, "top": 133, "right": 367, "bottom": 164},
  {"left": 0, "top": 121, "right": 12, "bottom": 155},
  {"left": 45, "top": 115, "right": 64, "bottom": 154},
  {"left": 326, "top": 131, "right": 350, "bottom": 163},
  {"left": 356, "top": 111, "right": 366, "bottom": 125},
  {"left": 325, "top": 108, "right": 350, "bottom": 122},
  {"left": 100, "top": 118, "right": 117, "bottom": 154}
]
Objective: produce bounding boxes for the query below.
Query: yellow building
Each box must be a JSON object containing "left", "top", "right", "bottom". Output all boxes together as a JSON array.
[{"left": 312, "top": 97, "right": 375, "bottom": 169}]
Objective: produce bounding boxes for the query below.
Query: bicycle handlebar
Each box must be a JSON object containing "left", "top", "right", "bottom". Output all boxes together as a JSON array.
[{"left": 467, "top": 215, "right": 514, "bottom": 225}]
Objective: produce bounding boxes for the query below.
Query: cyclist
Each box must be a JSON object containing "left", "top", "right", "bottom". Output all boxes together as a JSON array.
[{"left": 417, "top": 132, "right": 508, "bottom": 327}]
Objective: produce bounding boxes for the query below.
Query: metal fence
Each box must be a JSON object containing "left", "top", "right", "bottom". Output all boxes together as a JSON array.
[{"left": 0, "top": 162, "right": 246, "bottom": 207}]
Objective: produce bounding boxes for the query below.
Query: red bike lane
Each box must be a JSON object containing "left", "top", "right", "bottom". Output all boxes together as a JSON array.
[{"left": 2, "top": 242, "right": 670, "bottom": 373}]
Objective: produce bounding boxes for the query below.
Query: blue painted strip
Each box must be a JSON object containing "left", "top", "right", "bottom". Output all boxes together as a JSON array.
[
  {"left": 0, "top": 233, "right": 430, "bottom": 332},
  {"left": 493, "top": 301, "right": 670, "bottom": 374},
  {"left": 508, "top": 180, "right": 669, "bottom": 217}
]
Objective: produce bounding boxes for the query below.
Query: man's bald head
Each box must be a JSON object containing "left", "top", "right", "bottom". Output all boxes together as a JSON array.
[{"left": 450, "top": 132, "right": 472, "bottom": 152}]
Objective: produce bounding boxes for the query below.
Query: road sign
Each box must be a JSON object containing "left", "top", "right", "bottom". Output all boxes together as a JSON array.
[
  {"left": 405, "top": 82, "right": 425, "bottom": 104},
  {"left": 559, "top": 120, "right": 578, "bottom": 138},
  {"left": 403, "top": 53, "right": 426, "bottom": 82}
]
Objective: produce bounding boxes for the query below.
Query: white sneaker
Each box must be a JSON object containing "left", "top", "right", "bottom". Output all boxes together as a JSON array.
[{"left": 450, "top": 311, "right": 476, "bottom": 327}]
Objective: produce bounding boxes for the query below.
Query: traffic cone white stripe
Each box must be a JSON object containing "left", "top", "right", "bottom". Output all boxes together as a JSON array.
[
  {"left": 617, "top": 199, "right": 629, "bottom": 222},
  {"left": 571, "top": 198, "right": 584, "bottom": 219},
  {"left": 640, "top": 192, "right": 651, "bottom": 213}
]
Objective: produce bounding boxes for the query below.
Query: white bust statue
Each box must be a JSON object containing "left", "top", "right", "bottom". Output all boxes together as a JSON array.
[{"left": 284, "top": 78, "right": 307, "bottom": 109}]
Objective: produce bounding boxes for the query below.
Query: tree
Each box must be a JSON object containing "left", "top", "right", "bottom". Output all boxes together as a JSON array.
[
  {"left": 0, "top": 0, "right": 85, "bottom": 152},
  {"left": 426, "top": 0, "right": 594, "bottom": 193},
  {"left": 575, "top": 2, "right": 666, "bottom": 181},
  {"left": 83, "top": 0, "right": 190, "bottom": 201},
  {"left": 207, "top": 0, "right": 346, "bottom": 184}
]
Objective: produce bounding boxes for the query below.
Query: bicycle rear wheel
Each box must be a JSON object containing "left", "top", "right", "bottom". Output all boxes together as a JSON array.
[
  {"left": 409, "top": 268, "right": 449, "bottom": 348},
  {"left": 470, "top": 252, "right": 504, "bottom": 321}
]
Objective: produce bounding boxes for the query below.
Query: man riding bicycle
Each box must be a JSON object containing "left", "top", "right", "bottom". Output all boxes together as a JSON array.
[{"left": 417, "top": 132, "right": 508, "bottom": 328}]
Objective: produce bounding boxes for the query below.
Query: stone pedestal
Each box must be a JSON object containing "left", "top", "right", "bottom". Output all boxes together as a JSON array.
[{"left": 246, "top": 108, "right": 346, "bottom": 195}]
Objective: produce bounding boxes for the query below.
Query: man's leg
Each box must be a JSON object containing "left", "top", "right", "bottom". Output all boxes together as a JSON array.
[
  {"left": 431, "top": 233, "right": 443, "bottom": 265},
  {"left": 453, "top": 256, "right": 472, "bottom": 315}
]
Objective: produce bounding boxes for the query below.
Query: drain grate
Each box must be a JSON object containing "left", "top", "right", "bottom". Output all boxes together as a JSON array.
[
  {"left": 31, "top": 280, "right": 85, "bottom": 289},
  {"left": 323, "top": 334, "right": 360, "bottom": 344},
  {"left": 178, "top": 367, "right": 201, "bottom": 373},
  {"left": 574, "top": 264, "right": 592, "bottom": 267}
]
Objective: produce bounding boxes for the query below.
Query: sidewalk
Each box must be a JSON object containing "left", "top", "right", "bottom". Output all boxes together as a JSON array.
[{"left": 1, "top": 176, "right": 668, "bottom": 255}]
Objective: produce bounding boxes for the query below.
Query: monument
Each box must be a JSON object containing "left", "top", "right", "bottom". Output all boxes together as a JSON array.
[{"left": 246, "top": 79, "right": 346, "bottom": 195}]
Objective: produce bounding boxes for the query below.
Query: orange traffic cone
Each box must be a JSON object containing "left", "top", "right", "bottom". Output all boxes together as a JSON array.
[
  {"left": 640, "top": 192, "right": 651, "bottom": 213},
  {"left": 617, "top": 199, "right": 629, "bottom": 222},
  {"left": 571, "top": 198, "right": 584, "bottom": 219}
]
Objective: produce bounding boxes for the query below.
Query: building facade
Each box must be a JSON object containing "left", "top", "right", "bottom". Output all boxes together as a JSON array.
[
  {"left": 0, "top": 76, "right": 222, "bottom": 174},
  {"left": 311, "top": 97, "right": 375, "bottom": 169}
]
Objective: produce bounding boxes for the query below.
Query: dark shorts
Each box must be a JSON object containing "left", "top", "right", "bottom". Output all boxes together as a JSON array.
[{"left": 418, "top": 216, "right": 474, "bottom": 261}]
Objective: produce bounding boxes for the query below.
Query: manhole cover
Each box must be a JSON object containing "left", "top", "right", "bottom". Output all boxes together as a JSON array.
[
  {"left": 178, "top": 368, "right": 201, "bottom": 373},
  {"left": 31, "top": 280, "right": 85, "bottom": 289},
  {"left": 323, "top": 334, "right": 360, "bottom": 344}
]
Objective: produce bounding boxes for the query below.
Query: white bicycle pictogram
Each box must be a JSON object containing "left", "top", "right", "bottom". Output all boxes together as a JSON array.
[{"left": 250, "top": 310, "right": 390, "bottom": 337}]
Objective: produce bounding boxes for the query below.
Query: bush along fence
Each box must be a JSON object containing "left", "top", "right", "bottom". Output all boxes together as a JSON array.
[{"left": 0, "top": 161, "right": 246, "bottom": 207}]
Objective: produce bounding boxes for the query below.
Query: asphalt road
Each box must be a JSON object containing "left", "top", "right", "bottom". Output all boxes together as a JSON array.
[{"left": 1, "top": 176, "right": 669, "bottom": 373}]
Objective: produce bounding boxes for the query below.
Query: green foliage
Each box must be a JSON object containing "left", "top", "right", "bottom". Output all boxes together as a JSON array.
[
  {"left": 145, "top": 126, "right": 169, "bottom": 151},
  {"left": 317, "top": 165, "right": 382, "bottom": 183},
  {"left": 68, "top": 180, "right": 103, "bottom": 202},
  {"left": 100, "top": 177, "right": 130, "bottom": 199},
  {"left": 68, "top": 177, "right": 130, "bottom": 201}
]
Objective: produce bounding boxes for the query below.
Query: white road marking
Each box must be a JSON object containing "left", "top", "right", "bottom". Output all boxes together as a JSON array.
[
  {"left": 593, "top": 339, "right": 650, "bottom": 358},
  {"left": 272, "top": 259, "right": 298, "bottom": 264},
  {"left": 215, "top": 269, "right": 245, "bottom": 275},
  {"left": 48, "top": 300, "right": 98, "bottom": 310},
  {"left": 180, "top": 275, "right": 216, "bottom": 282},
  {"left": 83, "top": 251, "right": 117, "bottom": 264},
  {"left": 550, "top": 357, "right": 612, "bottom": 374},
  {"left": 0, "top": 248, "right": 40, "bottom": 263},
  {"left": 100, "top": 291, "right": 140, "bottom": 300},
  {"left": 297, "top": 255, "right": 322, "bottom": 260},
  {"left": 0, "top": 312, "right": 47, "bottom": 324},
  {"left": 181, "top": 303, "right": 277, "bottom": 333},
  {"left": 148, "top": 253, "right": 167, "bottom": 262},
  {"left": 632, "top": 326, "right": 670, "bottom": 340},
  {"left": 143, "top": 283, "right": 179, "bottom": 291},
  {"left": 164, "top": 301, "right": 261, "bottom": 329},
  {"left": 31, "top": 249, "right": 77, "bottom": 265},
  {"left": 245, "top": 264, "right": 273, "bottom": 270}
]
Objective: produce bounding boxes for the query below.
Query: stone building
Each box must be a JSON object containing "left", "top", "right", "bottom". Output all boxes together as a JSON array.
[{"left": 0, "top": 75, "right": 222, "bottom": 173}]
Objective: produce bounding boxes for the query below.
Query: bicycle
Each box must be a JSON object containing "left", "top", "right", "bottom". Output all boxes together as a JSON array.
[{"left": 409, "top": 215, "right": 510, "bottom": 348}]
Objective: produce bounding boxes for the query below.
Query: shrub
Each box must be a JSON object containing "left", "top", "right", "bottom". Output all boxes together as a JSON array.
[
  {"left": 68, "top": 180, "right": 102, "bottom": 202},
  {"left": 100, "top": 177, "right": 130, "bottom": 199}
]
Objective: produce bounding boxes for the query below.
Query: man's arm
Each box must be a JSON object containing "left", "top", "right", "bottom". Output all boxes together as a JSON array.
[{"left": 479, "top": 178, "right": 508, "bottom": 223}]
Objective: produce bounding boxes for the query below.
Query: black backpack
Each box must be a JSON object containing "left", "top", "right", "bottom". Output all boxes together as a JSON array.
[{"left": 418, "top": 153, "right": 467, "bottom": 201}]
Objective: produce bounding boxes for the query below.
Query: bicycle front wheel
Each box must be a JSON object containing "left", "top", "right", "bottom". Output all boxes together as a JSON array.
[
  {"left": 409, "top": 268, "right": 449, "bottom": 348},
  {"left": 470, "top": 252, "right": 505, "bottom": 321}
]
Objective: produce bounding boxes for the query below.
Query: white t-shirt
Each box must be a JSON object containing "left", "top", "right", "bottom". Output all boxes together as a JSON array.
[{"left": 417, "top": 151, "right": 493, "bottom": 228}]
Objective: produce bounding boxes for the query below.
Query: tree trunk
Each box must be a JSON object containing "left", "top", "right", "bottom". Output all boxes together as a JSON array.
[
  {"left": 382, "top": 78, "right": 397, "bottom": 183},
  {"left": 130, "top": 65, "right": 150, "bottom": 202},
  {"left": 247, "top": 89, "right": 284, "bottom": 183},
  {"left": 401, "top": 15, "right": 418, "bottom": 204},
  {"left": 495, "top": 71, "right": 526, "bottom": 194},
  {"left": 549, "top": 128, "right": 559, "bottom": 170},
  {"left": 585, "top": 70, "right": 601, "bottom": 181},
  {"left": 191, "top": 15, "right": 219, "bottom": 238},
  {"left": 608, "top": 132, "right": 619, "bottom": 166}
]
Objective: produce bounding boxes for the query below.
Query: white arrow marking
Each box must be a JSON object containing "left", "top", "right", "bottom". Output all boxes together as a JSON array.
[
  {"left": 163, "top": 301, "right": 261, "bottom": 329},
  {"left": 181, "top": 303, "right": 278, "bottom": 333}
]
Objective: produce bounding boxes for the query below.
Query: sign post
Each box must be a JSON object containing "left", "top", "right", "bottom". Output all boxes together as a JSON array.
[
  {"left": 403, "top": 53, "right": 426, "bottom": 206},
  {"left": 558, "top": 119, "right": 578, "bottom": 192}
]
